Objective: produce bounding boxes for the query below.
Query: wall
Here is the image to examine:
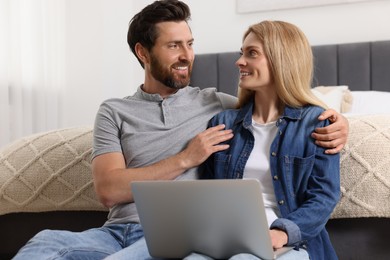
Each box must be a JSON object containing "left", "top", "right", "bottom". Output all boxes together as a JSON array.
[
  {"left": 62, "top": 0, "right": 390, "bottom": 128},
  {"left": 189, "top": 0, "right": 390, "bottom": 53}
]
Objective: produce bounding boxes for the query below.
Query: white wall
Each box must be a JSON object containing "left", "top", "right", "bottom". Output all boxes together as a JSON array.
[
  {"left": 62, "top": 0, "right": 390, "bottom": 128},
  {"left": 188, "top": 0, "right": 390, "bottom": 52}
]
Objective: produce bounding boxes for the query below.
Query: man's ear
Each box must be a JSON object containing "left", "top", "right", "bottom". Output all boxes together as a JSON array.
[{"left": 135, "top": 43, "right": 150, "bottom": 65}]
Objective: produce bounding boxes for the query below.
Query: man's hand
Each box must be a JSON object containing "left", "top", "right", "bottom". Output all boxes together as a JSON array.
[
  {"left": 270, "top": 229, "right": 288, "bottom": 249},
  {"left": 92, "top": 124, "right": 233, "bottom": 208},
  {"left": 311, "top": 109, "right": 349, "bottom": 154},
  {"left": 178, "top": 124, "right": 233, "bottom": 169}
]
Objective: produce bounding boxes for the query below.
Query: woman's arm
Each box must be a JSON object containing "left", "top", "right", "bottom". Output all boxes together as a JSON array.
[
  {"left": 271, "top": 116, "right": 341, "bottom": 245},
  {"left": 312, "top": 109, "right": 349, "bottom": 154}
]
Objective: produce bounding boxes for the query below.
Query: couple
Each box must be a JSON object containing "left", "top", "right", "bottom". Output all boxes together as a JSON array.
[{"left": 14, "top": 0, "right": 344, "bottom": 259}]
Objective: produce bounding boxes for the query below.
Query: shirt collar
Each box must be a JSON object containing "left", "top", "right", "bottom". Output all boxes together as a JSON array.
[
  {"left": 133, "top": 85, "right": 188, "bottom": 102},
  {"left": 234, "top": 99, "right": 304, "bottom": 128}
]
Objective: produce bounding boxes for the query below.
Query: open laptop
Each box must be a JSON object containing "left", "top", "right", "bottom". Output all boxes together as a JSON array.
[{"left": 131, "top": 179, "right": 293, "bottom": 260}]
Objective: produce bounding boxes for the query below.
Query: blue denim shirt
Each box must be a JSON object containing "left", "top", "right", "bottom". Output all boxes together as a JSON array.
[{"left": 201, "top": 101, "right": 340, "bottom": 260}]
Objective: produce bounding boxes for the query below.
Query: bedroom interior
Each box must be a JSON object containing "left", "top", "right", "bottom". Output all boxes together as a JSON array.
[
  {"left": 1, "top": 0, "right": 390, "bottom": 259},
  {"left": 1, "top": 39, "right": 390, "bottom": 260}
]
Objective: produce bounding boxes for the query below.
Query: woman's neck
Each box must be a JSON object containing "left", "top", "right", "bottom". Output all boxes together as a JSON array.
[{"left": 252, "top": 91, "right": 283, "bottom": 124}]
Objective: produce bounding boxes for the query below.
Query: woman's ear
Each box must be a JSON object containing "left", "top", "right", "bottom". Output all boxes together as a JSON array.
[{"left": 135, "top": 43, "right": 150, "bottom": 65}]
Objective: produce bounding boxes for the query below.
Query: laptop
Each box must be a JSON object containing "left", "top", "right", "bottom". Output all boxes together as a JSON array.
[{"left": 131, "top": 179, "right": 293, "bottom": 260}]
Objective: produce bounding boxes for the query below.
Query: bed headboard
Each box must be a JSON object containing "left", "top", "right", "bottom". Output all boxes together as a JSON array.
[{"left": 190, "top": 40, "right": 390, "bottom": 96}]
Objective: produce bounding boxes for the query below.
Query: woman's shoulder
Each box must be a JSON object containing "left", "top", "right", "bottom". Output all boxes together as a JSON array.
[
  {"left": 300, "top": 105, "right": 329, "bottom": 127},
  {"left": 210, "top": 109, "right": 240, "bottom": 125},
  {"left": 215, "top": 108, "right": 240, "bottom": 118},
  {"left": 301, "top": 105, "right": 326, "bottom": 118}
]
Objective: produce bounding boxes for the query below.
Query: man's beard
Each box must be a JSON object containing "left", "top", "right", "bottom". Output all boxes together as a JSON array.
[{"left": 150, "top": 54, "right": 192, "bottom": 90}]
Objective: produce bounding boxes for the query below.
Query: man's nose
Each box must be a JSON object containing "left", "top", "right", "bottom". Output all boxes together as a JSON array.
[{"left": 179, "top": 46, "right": 193, "bottom": 61}]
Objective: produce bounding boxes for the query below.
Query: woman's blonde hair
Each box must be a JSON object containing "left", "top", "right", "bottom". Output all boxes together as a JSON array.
[{"left": 237, "top": 20, "right": 326, "bottom": 109}]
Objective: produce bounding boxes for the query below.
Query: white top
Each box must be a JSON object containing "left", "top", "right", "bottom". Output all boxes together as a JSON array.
[{"left": 244, "top": 119, "right": 281, "bottom": 226}]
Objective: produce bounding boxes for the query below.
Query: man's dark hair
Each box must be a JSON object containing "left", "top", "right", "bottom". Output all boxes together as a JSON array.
[{"left": 128, "top": 0, "right": 191, "bottom": 67}]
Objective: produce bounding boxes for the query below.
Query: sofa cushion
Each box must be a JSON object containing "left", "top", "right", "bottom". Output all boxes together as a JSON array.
[
  {"left": 332, "top": 114, "right": 390, "bottom": 218},
  {"left": 0, "top": 127, "right": 107, "bottom": 216}
]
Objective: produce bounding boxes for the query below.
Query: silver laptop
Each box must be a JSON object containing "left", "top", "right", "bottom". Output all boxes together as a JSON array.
[{"left": 131, "top": 179, "right": 292, "bottom": 260}]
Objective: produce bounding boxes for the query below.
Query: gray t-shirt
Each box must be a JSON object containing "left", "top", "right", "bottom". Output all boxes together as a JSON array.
[{"left": 92, "top": 86, "right": 237, "bottom": 224}]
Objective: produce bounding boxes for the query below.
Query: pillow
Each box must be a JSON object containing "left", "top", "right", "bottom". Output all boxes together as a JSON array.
[
  {"left": 311, "top": 85, "right": 353, "bottom": 113},
  {"left": 0, "top": 127, "right": 107, "bottom": 215},
  {"left": 347, "top": 91, "right": 390, "bottom": 115}
]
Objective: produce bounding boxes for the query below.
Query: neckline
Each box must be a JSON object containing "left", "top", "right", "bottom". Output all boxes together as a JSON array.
[{"left": 252, "top": 119, "right": 277, "bottom": 127}]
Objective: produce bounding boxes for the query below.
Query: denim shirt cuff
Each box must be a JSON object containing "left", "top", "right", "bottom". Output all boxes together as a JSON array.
[{"left": 270, "top": 218, "right": 301, "bottom": 245}]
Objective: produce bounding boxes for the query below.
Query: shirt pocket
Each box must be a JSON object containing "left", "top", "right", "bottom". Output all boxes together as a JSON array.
[
  {"left": 283, "top": 154, "right": 315, "bottom": 200},
  {"left": 212, "top": 153, "right": 232, "bottom": 179}
]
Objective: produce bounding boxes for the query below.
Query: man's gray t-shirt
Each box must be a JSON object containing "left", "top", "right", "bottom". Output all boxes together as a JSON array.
[{"left": 92, "top": 86, "right": 237, "bottom": 224}]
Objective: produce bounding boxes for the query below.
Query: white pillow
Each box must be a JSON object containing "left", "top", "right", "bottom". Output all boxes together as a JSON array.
[
  {"left": 347, "top": 91, "right": 390, "bottom": 115},
  {"left": 311, "top": 85, "right": 352, "bottom": 113}
]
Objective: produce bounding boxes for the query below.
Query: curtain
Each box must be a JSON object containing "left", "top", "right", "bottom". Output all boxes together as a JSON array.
[{"left": 0, "top": 0, "right": 66, "bottom": 148}]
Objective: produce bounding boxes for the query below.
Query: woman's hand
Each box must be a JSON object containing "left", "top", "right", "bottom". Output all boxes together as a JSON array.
[{"left": 269, "top": 229, "right": 288, "bottom": 249}]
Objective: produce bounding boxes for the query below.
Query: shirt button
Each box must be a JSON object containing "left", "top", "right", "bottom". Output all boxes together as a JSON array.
[
  {"left": 278, "top": 200, "right": 285, "bottom": 205},
  {"left": 273, "top": 175, "right": 279, "bottom": 180},
  {"left": 271, "top": 152, "right": 277, "bottom": 156}
]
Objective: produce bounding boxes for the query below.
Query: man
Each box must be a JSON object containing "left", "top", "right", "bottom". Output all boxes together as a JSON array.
[{"left": 13, "top": 1, "right": 348, "bottom": 259}]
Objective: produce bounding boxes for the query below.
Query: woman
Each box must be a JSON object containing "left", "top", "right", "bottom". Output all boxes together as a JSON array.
[{"left": 201, "top": 21, "right": 340, "bottom": 260}]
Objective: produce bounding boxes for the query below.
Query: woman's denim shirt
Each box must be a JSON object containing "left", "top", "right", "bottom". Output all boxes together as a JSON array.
[{"left": 201, "top": 101, "right": 340, "bottom": 260}]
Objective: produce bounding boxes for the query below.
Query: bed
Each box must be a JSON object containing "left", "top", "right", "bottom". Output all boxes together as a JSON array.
[{"left": 1, "top": 40, "right": 390, "bottom": 259}]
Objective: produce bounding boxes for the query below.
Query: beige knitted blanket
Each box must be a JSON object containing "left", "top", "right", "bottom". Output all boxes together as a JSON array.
[
  {"left": 1, "top": 114, "right": 390, "bottom": 218},
  {"left": 331, "top": 114, "right": 390, "bottom": 218}
]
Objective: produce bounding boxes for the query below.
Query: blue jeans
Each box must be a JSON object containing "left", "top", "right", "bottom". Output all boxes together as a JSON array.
[
  {"left": 13, "top": 223, "right": 144, "bottom": 260},
  {"left": 184, "top": 251, "right": 310, "bottom": 260},
  {"left": 107, "top": 237, "right": 310, "bottom": 260},
  {"left": 14, "top": 223, "right": 309, "bottom": 260}
]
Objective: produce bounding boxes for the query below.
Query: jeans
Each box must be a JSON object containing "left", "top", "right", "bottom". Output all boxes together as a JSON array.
[
  {"left": 110, "top": 237, "right": 310, "bottom": 260},
  {"left": 13, "top": 223, "right": 309, "bottom": 260},
  {"left": 12, "top": 223, "right": 144, "bottom": 260},
  {"left": 103, "top": 236, "right": 159, "bottom": 260},
  {"left": 184, "top": 250, "right": 310, "bottom": 260}
]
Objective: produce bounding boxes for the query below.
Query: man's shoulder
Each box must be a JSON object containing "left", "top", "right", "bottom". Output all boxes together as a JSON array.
[
  {"left": 186, "top": 86, "right": 216, "bottom": 95},
  {"left": 184, "top": 86, "right": 219, "bottom": 102},
  {"left": 100, "top": 97, "right": 126, "bottom": 105},
  {"left": 96, "top": 97, "right": 142, "bottom": 119},
  {"left": 186, "top": 86, "right": 237, "bottom": 109},
  {"left": 99, "top": 95, "right": 139, "bottom": 108}
]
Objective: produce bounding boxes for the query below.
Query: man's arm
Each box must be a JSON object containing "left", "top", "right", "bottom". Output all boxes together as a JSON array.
[
  {"left": 92, "top": 124, "right": 233, "bottom": 208},
  {"left": 311, "top": 109, "right": 349, "bottom": 154}
]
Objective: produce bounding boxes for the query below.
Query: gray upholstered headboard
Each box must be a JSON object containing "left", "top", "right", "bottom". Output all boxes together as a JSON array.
[{"left": 190, "top": 40, "right": 390, "bottom": 96}]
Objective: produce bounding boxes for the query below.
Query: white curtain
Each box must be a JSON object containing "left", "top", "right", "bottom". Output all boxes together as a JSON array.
[{"left": 0, "top": 0, "right": 66, "bottom": 148}]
